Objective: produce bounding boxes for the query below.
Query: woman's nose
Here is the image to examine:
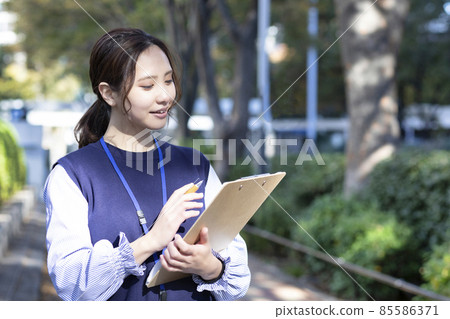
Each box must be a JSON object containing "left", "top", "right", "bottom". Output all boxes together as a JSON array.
[{"left": 156, "top": 85, "right": 173, "bottom": 105}]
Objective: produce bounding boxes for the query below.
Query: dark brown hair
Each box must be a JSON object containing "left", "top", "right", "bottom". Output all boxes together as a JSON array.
[{"left": 75, "top": 28, "right": 181, "bottom": 148}]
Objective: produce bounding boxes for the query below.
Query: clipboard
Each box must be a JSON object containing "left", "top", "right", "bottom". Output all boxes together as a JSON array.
[{"left": 146, "top": 171, "right": 286, "bottom": 288}]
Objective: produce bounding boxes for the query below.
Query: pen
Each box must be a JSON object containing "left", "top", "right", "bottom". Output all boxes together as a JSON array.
[{"left": 185, "top": 180, "right": 203, "bottom": 194}]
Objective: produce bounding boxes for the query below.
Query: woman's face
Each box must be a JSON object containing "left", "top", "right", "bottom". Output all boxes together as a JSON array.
[{"left": 117, "top": 45, "right": 176, "bottom": 134}]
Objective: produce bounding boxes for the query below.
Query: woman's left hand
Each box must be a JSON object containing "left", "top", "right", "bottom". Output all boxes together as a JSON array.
[{"left": 159, "top": 227, "right": 223, "bottom": 281}]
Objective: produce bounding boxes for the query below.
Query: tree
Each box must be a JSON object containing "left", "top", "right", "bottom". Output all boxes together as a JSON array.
[
  {"left": 7, "top": 0, "right": 167, "bottom": 83},
  {"left": 0, "top": 47, "right": 35, "bottom": 100},
  {"left": 269, "top": 0, "right": 346, "bottom": 119},
  {"left": 334, "top": 0, "right": 410, "bottom": 195},
  {"left": 397, "top": 0, "right": 450, "bottom": 108},
  {"left": 192, "top": 0, "right": 258, "bottom": 179},
  {"left": 163, "top": 0, "right": 199, "bottom": 141}
]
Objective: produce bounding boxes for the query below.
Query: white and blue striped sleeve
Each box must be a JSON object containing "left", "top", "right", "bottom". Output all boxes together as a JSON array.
[
  {"left": 193, "top": 166, "right": 251, "bottom": 300},
  {"left": 44, "top": 164, "right": 145, "bottom": 301}
]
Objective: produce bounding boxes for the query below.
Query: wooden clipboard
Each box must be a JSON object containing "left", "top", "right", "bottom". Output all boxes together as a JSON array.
[{"left": 146, "top": 171, "right": 286, "bottom": 288}]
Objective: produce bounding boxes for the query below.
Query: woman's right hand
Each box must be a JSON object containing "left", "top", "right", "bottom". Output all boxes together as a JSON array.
[
  {"left": 146, "top": 183, "right": 203, "bottom": 253},
  {"left": 130, "top": 183, "right": 203, "bottom": 265},
  {"left": 131, "top": 183, "right": 203, "bottom": 265}
]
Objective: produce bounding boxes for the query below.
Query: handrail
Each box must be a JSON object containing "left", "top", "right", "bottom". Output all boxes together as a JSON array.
[{"left": 244, "top": 224, "right": 450, "bottom": 301}]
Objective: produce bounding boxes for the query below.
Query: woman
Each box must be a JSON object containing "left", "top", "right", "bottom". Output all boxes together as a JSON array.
[{"left": 44, "top": 28, "right": 250, "bottom": 301}]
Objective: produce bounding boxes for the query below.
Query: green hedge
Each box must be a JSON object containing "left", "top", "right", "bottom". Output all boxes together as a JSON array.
[
  {"left": 364, "top": 149, "right": 450, "bottom": 249},
  {"left": 237, "top": 153, "right": 345, "bottom": 257},
  {"left": 239, "top": 148, "right": 450, "bottom": 300},
  {"left": 249, "top": 153, "right": 344, "bottom": 235},
  {"left": 418, "top": 241, "right": 450, "bottom": 299},
  {"left": 363, "top": 149, "right": 450, "bottom": 299},
  {"left": 0, "top": 119, "right": 26, "bottom": 204},
  {"left": 296, "top": 194, "right": 414, "bottom": 300}
]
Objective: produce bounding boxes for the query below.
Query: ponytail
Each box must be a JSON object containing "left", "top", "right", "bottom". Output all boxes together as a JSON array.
[{"left": 74, "top": 99, "right": 110, "bottom": 148}]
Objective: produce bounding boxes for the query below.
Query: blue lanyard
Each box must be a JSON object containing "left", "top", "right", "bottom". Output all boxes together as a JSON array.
[{"left": 100, "top": 136, "right": 167, "bottom": 298}]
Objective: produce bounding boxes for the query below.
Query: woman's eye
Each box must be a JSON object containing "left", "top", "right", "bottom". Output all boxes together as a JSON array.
[
  {"left": 165, "top": 79, "right": 174, "bottom": 85},
  {"left": 141, "top": 85, "right": 154, "bottom": 90}
]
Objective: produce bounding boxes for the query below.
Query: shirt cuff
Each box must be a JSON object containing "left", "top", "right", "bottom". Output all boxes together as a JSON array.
[
  {"left": 192, "top": 250, "right": 230, "bottom": 293},
  {"left": 114, "top": 232, "right": 146, "bottom": 277}
]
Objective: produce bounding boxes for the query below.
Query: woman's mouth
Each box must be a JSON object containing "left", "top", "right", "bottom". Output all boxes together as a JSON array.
[{"left": 150, "top": 109, "right": 168, "bottom": 119}]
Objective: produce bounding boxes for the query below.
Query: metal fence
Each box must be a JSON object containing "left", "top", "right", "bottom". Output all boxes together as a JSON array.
[{"left": 244, "top": 224, "right": 450, "bottom": 301}]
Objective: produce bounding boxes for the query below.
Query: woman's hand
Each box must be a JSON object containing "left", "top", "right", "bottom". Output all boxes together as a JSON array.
[
  {"left": 130, "top": 183, "right": 203, "bottom": 265},
  {"left": 159, "top": 227, "right": 223, "bottom": 281}
]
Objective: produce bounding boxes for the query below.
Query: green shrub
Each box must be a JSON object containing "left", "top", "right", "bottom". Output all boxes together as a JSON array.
[
  {"left": 295, "top": 194, "right": 413, "bottom": 300},
  {"left": 247, "top": 153, "right": 345, "bottom": 243},
  {"left": 0, "top": 119, "right": 26, "bottom": 204},
  {"left": 364, "top": 149, "right": 450, "bottom": 249},
  {"left": 363, "top": 148, "right": 450, "bottom": 300},
  {"left": 419, "top": 241, "right": 450, "bottom": 299},
  {"left": 235, "top": 146, "right": 449, "bottom": 300}
]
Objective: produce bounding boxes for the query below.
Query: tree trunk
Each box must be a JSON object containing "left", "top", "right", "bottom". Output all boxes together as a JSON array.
[
  {"left": 164, "top": 0, "right": 199, "bottom": 141},
  {"left": 193, "top": 0, "right": 257, "bottom": 180},
  {"left": 193, "top": 0, "right": 225, "bottom": 136},
  {"left": 230, "top": 13, "right": 257, "bottom": 141},
  {"left": 334, "top": 0, "right": 409, "bottom": 196}
]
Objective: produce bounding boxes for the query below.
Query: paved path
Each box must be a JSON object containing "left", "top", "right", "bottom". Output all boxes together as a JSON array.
[
  {"left": 0, "top": 202, "right": 48, "bottom": 300},
  {"left": 0, "top": 202, "right": 335, "bottom": 301},
  {"left": 242, "top": 253, "right": 336, "bottom": 301}
]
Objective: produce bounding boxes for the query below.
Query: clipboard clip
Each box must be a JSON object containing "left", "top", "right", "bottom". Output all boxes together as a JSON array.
[
  {"left": 239, "top": 173, "right": 271, "bottom": 189},
  {"left": 239, "top": 173, "right": 271, "bottom": 180}
]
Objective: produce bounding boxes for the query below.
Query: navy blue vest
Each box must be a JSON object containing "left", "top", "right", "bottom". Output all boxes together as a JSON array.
[{"left": 57, "top": 139, "right": 213, "bottom": 300}]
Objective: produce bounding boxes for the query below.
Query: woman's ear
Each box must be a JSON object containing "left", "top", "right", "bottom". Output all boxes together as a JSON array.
[{"left": 98, "top": 82, "right": 118, "bottom": 107}]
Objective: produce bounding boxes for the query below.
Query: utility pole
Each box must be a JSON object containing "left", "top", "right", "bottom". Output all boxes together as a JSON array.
[
  {"left": 257, "top": 0, "right": 273, "bottom": 171},
  {"left": 306, "top": 0, "right": 319, "bottom": 140}
]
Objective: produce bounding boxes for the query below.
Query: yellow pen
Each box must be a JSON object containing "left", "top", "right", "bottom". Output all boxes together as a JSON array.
[{"left": 185, "top": 180, "right": 203, "bottom": 194}]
